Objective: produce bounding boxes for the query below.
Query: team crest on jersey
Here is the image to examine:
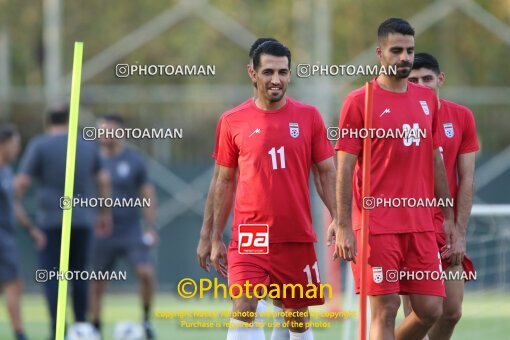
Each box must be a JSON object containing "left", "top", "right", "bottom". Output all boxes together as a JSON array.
[
  {"left": 419, "top": 101, "right": 430, "bottom": 115},
  {"left": 373, "top": 267, "right": 383, "bottom": 284},
  {"left": 289, "top": 122, "right": 299, "bottom": 138},
  {"left": 443, "top": 123, "right": 454, "bottom": 138}
]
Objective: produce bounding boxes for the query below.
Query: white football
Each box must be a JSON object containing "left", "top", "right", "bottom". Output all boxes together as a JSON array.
[
  {"left": 67, "top": 322, "right": 100, "bottom": 340},
  {"left": 113, "top": 321, "right": 145, "bottom": 340}
]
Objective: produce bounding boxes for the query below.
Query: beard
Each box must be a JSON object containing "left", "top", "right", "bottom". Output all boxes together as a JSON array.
[
  {"left": 265, "top": 86, "right": 285, "bottom": 103},
  {"left": 394, "top": 61, "right": 413, "bottom": 79},
  {"left": 268, "top": 93, "right": 285, "bottom": 102}
]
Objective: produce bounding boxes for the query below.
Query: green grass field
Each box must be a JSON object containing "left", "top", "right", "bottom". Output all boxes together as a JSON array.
[{"left": 1, "top": 292, "right": 509, "bottom": 339}]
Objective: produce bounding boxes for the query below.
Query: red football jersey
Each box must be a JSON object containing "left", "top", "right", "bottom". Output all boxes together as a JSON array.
[
  {"left": 216, "top": 97, "right": 334, "bottom": 243},
  {"left": 335, "top": 79, "right": 440, "bottom": 234},
  {"left": 434, "top": 99, "right": 479, "bottom": 232},
  {"left": 212, "top": 99, "right": 253, "bottom": 159}
]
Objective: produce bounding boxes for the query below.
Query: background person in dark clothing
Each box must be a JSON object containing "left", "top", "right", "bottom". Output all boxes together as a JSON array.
[{"left": 15, "top": 108, "right": 111, "bottom": 338}]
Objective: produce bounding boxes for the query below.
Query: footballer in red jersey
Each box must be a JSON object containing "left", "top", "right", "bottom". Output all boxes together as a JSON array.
[
  {"left": 333, "top": 18, "right": 459, "bottom": 340},
  {"left": 400, "top": 52, "right": 479, "bottom": 340},
  {"left": 210, "top": 41, "right": 336, "bottom": 340}
]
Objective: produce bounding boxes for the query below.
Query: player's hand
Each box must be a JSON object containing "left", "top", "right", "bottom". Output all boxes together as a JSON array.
[
  {"left": 334, "top": 224, "right": 357, "bottom": 264},
  {"left": 197, "top": 235, "right": 212, "bottom": 272},
  {"left": 441, "top": 224, "right": 466, "bottom": 266},
  {"left": 29, "top": 227, "right": 46, "bottom": 250},
  {"left": 210, "top": 239, "right": 228, "bottom": 278},
  {"left": 95, "top": 212, "right": 113, "bottom": 237}
]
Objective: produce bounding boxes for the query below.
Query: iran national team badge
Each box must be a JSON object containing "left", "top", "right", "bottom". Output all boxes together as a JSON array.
[
  {"left": 443, "top": 123, "right": 454, "bottom": 138},
  {"left": 373, "top": 267, "right": 383, "bottom": 284},
  {"left": 419, "top": 100, "right": 430, "bottom": 115},
  {"left": 238, "top": 224, "right": 269, "bottom": 254},
  {"left": 289, "top": 122, "right": 299, "bottom": 138}
]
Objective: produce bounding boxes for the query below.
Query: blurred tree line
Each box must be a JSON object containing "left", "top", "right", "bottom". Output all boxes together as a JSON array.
[{"left": 0, "top": 0, "right": 509, "bottom": 163}]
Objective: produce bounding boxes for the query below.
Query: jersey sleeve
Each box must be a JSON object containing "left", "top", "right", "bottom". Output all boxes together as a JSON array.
[
  {"left": 211, "top": 116, "right": 223, "bottom": 160},
  {"left": 18, "top": 139, "right": 42, "bottom": 178},
  {"left": 312, "top": 108, "right": 335, "bottom": 163},
  {"left": 431, "top": 97, "right": 440, "bottom": 150},
  {"left": 459, "top": 108, "right": 479, "bottom": 154},
  {"left": 215, "top": 118, "right": 238, "bottom": 168},
  {"left": 334, "top": 94, "right": 363, "bottom": 155}
]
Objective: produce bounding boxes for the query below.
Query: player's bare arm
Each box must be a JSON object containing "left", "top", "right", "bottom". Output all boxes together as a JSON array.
[
  {"left": 13, "top": 174, "right": 46, "bottom": 248},
  {"left": 14, "top": 201, "right": 46, "bottom": 249},
  {"left": 197, "top": 164, "right": 220, "bottom": 272},
  {"left": 334, "top": 151, "right": 357, "bottom": 263},
  {"left": 314, "top": 157, "right": 337, "bottom": 245},
  {"left": 311, "top": 163, "right": 326, "bottom": 203},
  {"left": 140, "top": 183, "right": 158, "bottom": 243},
  {"left": 210, "top": 164, "right": 235, "bottom": 278},
  {"left": 14, "top": 174, "right": 31, "bottom": 198},
  {"left": 433, "top": 149, "right": 459, "bottom": 264},
  {"left": 95, "top": 169, "right": 113, "bottom": 237},
  {"left": 450, "top": 152, "right": 476, "bottom": 261}
]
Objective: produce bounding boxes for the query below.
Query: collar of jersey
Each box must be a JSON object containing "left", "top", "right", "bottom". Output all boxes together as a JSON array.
[{"left": 250, "top": 97, "right": 290, "bottom": 114}]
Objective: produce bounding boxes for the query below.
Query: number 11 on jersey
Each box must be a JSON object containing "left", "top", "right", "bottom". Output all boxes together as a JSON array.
[{"left": 268, "top": 146, "right": 286, "bottom": 170}]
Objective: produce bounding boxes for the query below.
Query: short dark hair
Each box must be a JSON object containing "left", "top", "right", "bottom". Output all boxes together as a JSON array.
[
  {"left": 378, "top": 18, "right": 415, "bottom": 42},
  {"left": 252, "top": 41, "right": 291, "bottom": 71},
  {"left": 99, "top": 113, "right": 125, "bottom": 126},
  {"left": 249, "top": 38, "right": 278, "bottom": 58},
  {"left": 0, "top": 124, "right": 18, "bottom": 144},
  {"left": 47, "top": 107, "right": 69, "bottom": 125},
  {"left": 413, "top": 52, "right": 441, "bottom": 75}
]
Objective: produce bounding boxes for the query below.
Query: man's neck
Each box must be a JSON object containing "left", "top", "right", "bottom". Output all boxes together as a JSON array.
[
  {"left": 376, "top": 74, "right": 408, "bottom": 93},
  {"left": 254, "top": 96, "right": 286, "bottom": 111},
  {"left": 48, "top": 125, "right": 68, "bottom": 134},
  {"left": 0, "top": 153, "right": 6, "bottom": 167}
]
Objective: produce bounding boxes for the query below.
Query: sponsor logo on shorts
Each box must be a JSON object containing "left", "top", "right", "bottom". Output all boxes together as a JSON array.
[
  {"left": 373, "top": 267, "right": 383, "bottom": 284},
  {"left": 238, "top": 224, "right": 269, "bottom": 254}
]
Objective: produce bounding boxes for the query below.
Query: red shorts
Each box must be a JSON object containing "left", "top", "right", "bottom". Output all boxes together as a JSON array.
[
  {"left": 227, "top": 242, "right": 325, "bottom": 309},
  {"left": 351, "top": 230, "right": 446, "bottom": 297},
  {"left": 436, "top": 232, "right": 476, "bottom": 281}
]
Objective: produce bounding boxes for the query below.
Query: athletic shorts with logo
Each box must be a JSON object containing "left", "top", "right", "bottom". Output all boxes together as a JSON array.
[
  {"left": 351, "top": 230, "right": 446, "bottom": 297},
  {"left": 227, "top": 241, "right": 325, "bottom": 309}
]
